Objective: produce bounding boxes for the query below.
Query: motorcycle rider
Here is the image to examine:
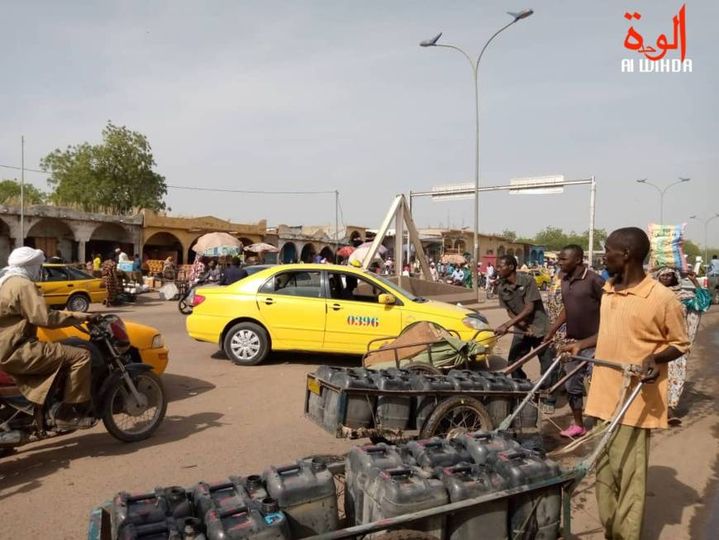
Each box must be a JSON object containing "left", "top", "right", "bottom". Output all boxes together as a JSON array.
[{"left": 0, "top": 247, "right": 96, "bottom": 429}]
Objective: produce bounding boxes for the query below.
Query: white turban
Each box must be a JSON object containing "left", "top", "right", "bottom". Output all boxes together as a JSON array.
[
  {"left": 0, "top": 247, "right": 45, "bottom": 289},
  {"left": 8, "top": 247, "right": 45, "bottom": 268}
]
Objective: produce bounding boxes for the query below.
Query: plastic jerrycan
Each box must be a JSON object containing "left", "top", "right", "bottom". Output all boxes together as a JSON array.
[
  {"left": 439, "top": 463, "right": 509, "bottom": 540},
  {"left": 370, "top": 369, "right": 412, "bottom": 430},
  {"left": 453, "top": 431, "right": 520, "bottom": 466},
  {"left": 363, "top": 466, "right": 448, "bottom": 539},
  {"left": 494, "top": 449, "right": 562, "bottom": 540},
  {"left": 405, "top": 438, "right": 470, "bottom": 471},
  {"left": 322, "top": 370, "right": 377, "bottom": 431},
  {"left": 307, "top": 366, "right": 345, "bottom": 424},
  {"left": 447, "top": 369, "right": 490, "bottom": 391},
  {"left": 203, "top": 502, "right": 290, "bottom": 540},
  {"left": 112, "top": 486, "right": 193, "bottom": 533},
  {"left": 263, "top": 458, "right": 338, "bottom": 537},
  {"left": 118, "top": 517, "right": 205, "bottom": 540},
  {"left": 410, "top": 373, "right": 455, "bottom": 431},
  {"left": 479, "top": 372, "right": 514, "bottom": 427},
  {"left": 345, "top": 443, "right": 405, "bottom": 525}
]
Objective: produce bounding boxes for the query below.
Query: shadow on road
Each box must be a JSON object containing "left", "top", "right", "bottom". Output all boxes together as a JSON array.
[
  {"left": 645, "top": 465, "right": 701, "bottom": 539},
  {"left": 0, "top": 411, "right": 224, "bottom": 500},
  {"left": 209, "top": 349, "right": 362, "bottom": 369},
  {"left": 162, "top": 373, "right": 216, "bottom": 403}
]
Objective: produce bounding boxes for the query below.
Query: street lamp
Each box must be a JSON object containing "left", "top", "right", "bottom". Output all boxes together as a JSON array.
[
  {"left": 635, "top": 177, "right": 691, "bottom": 224},
  {"left": 420, "top": 8, "right": 534, "bottom": 301},
  {"left": 690, "top": 213, "right": 719, "bottom": 273}
]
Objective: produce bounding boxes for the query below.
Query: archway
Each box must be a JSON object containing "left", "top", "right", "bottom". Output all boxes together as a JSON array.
[
  {"left": 88, "top": 223, "right": 132, "bottom": 261},
  {"left": 497, "top": 245, "right": 506, "bottom": 257},
  {"left": 300, "top": 243, "right": 317, "bottom": 263},
  {"left": 239, "top": 237, "right": 254, "bottom": 248},
  {"left": 349, "top": 230, "right": 363, "bottom": 247},
  {"left": 144, "top": 232, "right": 184, "bottom": 264},
  {"left": 319, "top": 246, "right": 334, "bottom": 263},
  {"left": 0, "top": 219, "right": 12, "bottom": 266},
  {"left": 26, "top": 218, "right": 77, "bottom": 262},
  {"left": 280, "top": 242, "right": 297, "bottom": 264}
]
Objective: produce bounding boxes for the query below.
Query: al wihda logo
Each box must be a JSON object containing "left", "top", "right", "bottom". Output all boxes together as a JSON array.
[{"left": 621, "top": 3, "right": 692, "bottom": 72}]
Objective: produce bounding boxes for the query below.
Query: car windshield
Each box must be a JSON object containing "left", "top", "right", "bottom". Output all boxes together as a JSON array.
[
  {"left": 65, "top": 267, "right": 94, "bottom": 280},
  {"left": 368, "top": 273, "right": 428, "bottom": 303}
]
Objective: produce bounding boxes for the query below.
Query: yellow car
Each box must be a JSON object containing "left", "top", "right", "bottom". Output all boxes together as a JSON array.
[
  {"left": 38, "top": 321, "right": 170, "bottom": 375},
  {"left": 520, "top": 268, "right": 551, "bottom": 291},
  {"left": 38, "top": 263, "right": 106, "bottom": 312},
  {"left": 186, "top": 263, "right": 493, "bottom": 365}
]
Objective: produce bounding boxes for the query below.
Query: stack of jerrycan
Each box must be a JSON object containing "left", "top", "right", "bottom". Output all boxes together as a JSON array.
[
  {"left": 493, "top": 448, "right": 562, "bottom": 539},
  {"left": 192, "top": 474, "right": 290, "bottom": 539},
  {"left": 263, "top": 458, "right": 339, "bottom": 537},
  {"left": 348, "top": 440, "right": 449, "bottom": 539},
  {"left": 344, "top": 443, "right": 405, "bottom": 525},
  {"left": 504, "top": 377, "right": 538, "bottom": 431},
  {"left": 409, "top": 373, "right": 455, "bottom": 431},
  {"left": 474, "top": 370, "right": 516, "bottom": 427},
  {"left": 369, "top": 369, "right": 413, "bottom": 431},
  {"left": 407, "top": 437, "right": 509, "bottom": 540},
  {"left": 111, "top": 486, "right": 201, "bottom": 539},
  {"left": 320, "top": 368, "right": 377, "bottom": 433}
]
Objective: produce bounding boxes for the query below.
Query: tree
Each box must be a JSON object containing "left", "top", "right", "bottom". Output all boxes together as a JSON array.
[
  {"left": 684, "top": 240, "right": 701, "bottom": 261},
  {"left": 499, "top": 229, "right": 517, "bottom": 241},
  {"left": 0, "top": 179, "right": 45, "bottom": 205},
  {"left": 533, "top": 226, "right": 568, "bottom": 250},
  {"left": 41, "top": 122, "right": 167, "bottom": 214}
]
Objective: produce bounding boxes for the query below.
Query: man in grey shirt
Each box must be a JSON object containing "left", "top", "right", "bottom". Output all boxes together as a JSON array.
[{"left": 495, "top": 255, "right": 556, "bottom": 409}]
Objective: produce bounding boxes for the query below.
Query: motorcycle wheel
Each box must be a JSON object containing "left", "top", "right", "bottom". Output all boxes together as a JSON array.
[
  {"left": 102, "top": 371, "right": 167, "bottom": 442},
  {"left": 178, "top": 297, "right": 192, "bottom": 315}
]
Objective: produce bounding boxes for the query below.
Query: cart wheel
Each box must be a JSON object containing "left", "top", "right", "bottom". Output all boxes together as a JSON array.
[
  {"left": 375, "top": 530, "right": 439, "bottom": 540},
  {"left": 402, "top": 362, "right": 442, "bottom": 376},
  {"left": 419, "top": 396, "right": 493, "bottom": 439}
]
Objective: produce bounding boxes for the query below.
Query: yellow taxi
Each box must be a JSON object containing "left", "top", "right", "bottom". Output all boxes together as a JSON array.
[
  {"left": 38, "top": 264, "right": 106, "bottom": 312},
  {"left": 38, "top": 321, "right": 170, "bottom": 374},
  {"left": 520, "top": 268, "right": 551, "bottom": 291},
  {"left": 186, "top": 263, "right": 493, "bottom": 365}
]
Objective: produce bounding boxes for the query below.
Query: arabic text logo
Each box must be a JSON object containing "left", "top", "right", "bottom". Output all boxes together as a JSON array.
[{"left": 621, "top": 4, "right": 692, "bottom": 73}]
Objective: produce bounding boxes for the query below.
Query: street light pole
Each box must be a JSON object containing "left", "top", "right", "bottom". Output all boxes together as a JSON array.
[
  {"left": 420, "top": 8, "right": 533, "bottom": 302},
  {"left": 690, "top": 213, "right": 719, "bottom": 273},
  {"left": 636, "top": 177, "right": 691, "bottom": 224}
]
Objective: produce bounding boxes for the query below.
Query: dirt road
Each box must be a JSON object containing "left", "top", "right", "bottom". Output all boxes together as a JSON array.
[{"left": 0, "top": 295, "right": 716, "bottom": 539}]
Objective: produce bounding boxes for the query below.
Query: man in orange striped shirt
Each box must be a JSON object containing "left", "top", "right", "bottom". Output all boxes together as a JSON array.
[{"left": 564, "top": 227, "right": 689, "bottom": 540}]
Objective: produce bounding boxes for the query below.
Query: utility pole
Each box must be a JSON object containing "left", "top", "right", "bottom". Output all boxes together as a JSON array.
[{"left": 20, "top": 135, "right": 25, "bottom": 244}]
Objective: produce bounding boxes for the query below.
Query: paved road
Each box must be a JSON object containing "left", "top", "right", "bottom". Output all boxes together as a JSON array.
[{"left": 0, "top": 294, "right": 716, "bottom": 539}]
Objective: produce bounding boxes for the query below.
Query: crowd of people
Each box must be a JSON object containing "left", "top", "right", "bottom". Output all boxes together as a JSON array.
[{"left": 492, "top": 227, "right": 711, "bottom": 540}]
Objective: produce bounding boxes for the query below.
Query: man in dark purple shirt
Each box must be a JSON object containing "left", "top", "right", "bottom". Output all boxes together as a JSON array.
[{"left": 544, "top": 244, "right": 604, "bottom": 438}]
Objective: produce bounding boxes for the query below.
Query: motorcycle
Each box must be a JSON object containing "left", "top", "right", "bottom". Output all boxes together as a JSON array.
[
  {"left": 0, "top": 314, "right": 167, "bottom": 450},
  {"left": 178, "top": 278, "right": 208, "bottom": 315}
]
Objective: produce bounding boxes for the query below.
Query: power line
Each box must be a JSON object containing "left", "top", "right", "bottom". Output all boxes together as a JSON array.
[
  {"left": 166, "top": 184, "right": 336, "bottom": 195},
  {"left": 0, "top": 163, "right": 45, "bottom": 174}
]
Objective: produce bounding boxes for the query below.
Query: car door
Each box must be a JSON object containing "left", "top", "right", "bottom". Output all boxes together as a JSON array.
[
  {"left": 256, "top": 269, "right": 326, "bottom": 350},
  {"left": 323, "top": 271, "right": 403, "bottom": 354},
  {"left": 40, "top": 266, "right": 73, "bottom": 305}
]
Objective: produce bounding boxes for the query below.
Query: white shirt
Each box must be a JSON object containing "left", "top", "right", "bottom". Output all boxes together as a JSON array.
[{"left": 118, "top": 251, "right": 130, "bottom": 262}]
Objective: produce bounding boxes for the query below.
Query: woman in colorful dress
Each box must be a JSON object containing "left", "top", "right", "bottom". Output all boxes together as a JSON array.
[
  {"left": 654, "top": 267, "right": 711, "bottom": 424},
  {"left": 101, "top": 257, "right": 121, "bottom": 306}
]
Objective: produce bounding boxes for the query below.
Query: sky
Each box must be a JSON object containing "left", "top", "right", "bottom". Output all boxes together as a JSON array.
[{"left": 1, "top": 1, "right": 717, "bottom": 247}]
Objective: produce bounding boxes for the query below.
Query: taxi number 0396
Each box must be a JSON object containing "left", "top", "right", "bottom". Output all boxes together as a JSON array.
[{"left": 346, "top": 315, "right": 380, "bottom": 327}]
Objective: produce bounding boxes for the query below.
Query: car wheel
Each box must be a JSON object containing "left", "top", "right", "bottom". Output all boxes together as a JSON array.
[
  {"left": 66, "top": 294, "right": 90, "bottom": 312},
  {"left": 223, "top": 322, "right": 269, "bottom": 366}
]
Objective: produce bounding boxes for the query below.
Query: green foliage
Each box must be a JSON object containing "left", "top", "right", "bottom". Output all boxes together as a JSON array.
[
  {"left": 0, "top": 179, "right": 45, "bottom": 205},
  {"left": 499, "top": 229, "right": 517, "bottom": 241},
  {"left": 684, "top": 240, "right": 701, "bottom": 260},
  {"left": 40, "top": 122, "right": 167, "bottom": 214},
  {"left": 525, "top": 227, "right": 607, "bottom": 251}
]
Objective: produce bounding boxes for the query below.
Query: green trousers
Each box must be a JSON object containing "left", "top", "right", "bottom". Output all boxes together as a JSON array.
[{"left": 595, "top": 424, "right": 649, "bottom": 540}]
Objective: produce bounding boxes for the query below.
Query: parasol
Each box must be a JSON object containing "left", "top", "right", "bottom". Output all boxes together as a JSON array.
[
  {"left": 349, "top": 245, "right": 384, "bottom": 264},
  {"left": 337, "top": 246, "right": 355, "bottom": 258},
  {"left": 192, "top": 232, "right": 243, "bottom": 257},
  {"left": 358, "top": 241, "right": 388, "bottom": 255},
  {"left": 440, "top": 253, "right": 466, "bottom": 265},
  {"left": 244, "top": 242, "right": 280, "bottom": 253}
]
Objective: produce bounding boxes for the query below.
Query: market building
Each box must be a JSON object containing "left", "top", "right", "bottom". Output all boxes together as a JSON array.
[
  {"left": 141, "top": 211, "right": 267, "bottom": 264},
  {"left": 265, "top": 225, "right": 367, "bottom": 263},
  {"left": 0, "top": 205, "right": 142, "bottom": 265}
]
